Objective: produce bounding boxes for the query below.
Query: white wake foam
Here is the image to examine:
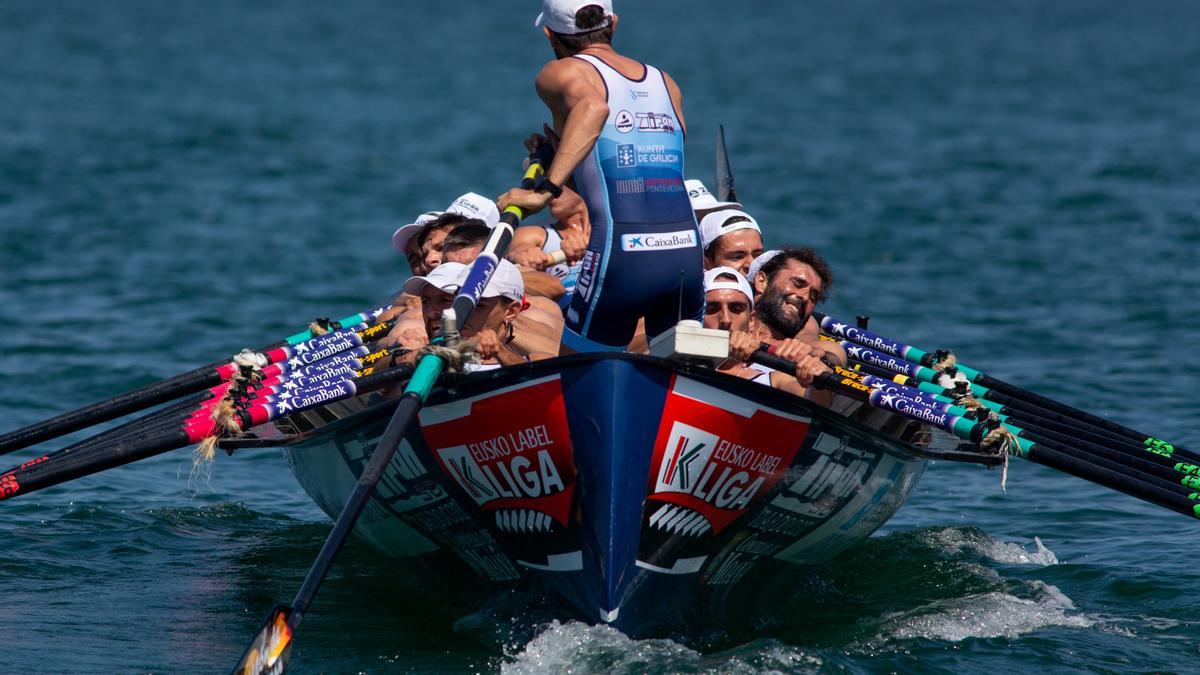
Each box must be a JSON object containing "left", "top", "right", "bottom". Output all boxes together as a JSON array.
[
  {"left": 502, "top": 622, "right": 822, "bottom": 675},
  {"left": 879, "top": 580, "right": 1093, "bottom": 643},
  {"left": 922, "top": 528, "right": 1060, "bottom": 566}
]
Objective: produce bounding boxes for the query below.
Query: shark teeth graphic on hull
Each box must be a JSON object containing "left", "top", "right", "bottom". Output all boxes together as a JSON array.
[
  {"left": 648, "top": 504, "right": 711, "bottom": 537},
  {"left": 495, "top": 509, "right": 553, "bottom": 533}
]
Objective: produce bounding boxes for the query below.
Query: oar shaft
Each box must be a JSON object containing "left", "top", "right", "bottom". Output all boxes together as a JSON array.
[
  {"left": 751, "top": 350, "right": 1200, "bottom": 520},
  {"left": 820, "top": 314, "right": 1197, "bottom": 463},
  {"left": 0, "top": 313, "right": 392, "bottom": 457},
  {"left": 0, "top": 369, "right": 223, "bottom": 456},
  {"left": 289, "top": 390, "right": 424, "bottom": 626}
]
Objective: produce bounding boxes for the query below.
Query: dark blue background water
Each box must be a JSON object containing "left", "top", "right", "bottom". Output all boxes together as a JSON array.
[{"left": 1, "top": 1, "right": 1198, "bottom": 672}]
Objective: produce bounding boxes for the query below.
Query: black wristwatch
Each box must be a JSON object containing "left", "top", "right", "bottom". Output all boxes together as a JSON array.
[{"left": 533, "top": 175, "right": 563, "bottom": 198}]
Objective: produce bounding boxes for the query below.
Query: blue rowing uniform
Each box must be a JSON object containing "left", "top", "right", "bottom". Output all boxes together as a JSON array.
[{"left": 563, "top": 54, "right": 703, "bottom": 352}]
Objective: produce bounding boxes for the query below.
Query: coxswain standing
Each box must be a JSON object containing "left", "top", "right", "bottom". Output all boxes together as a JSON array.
[{"left": 499, "top": 0, "right": 703, "bottom": 353}]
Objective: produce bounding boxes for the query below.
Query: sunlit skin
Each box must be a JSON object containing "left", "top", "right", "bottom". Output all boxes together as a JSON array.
[
  {"left": 747, "top": 258, "right": 846, "bottom": 405},
  {"left": 418, "top": 228, "right": 449, "bottom": 273},
  {"left": 704, "top": 229, "right": 764, "bottom": 277},
  {"left": 703, "top": 288, "right": 752, "bottom": 332},
  {"left": 442, "top": 242, "right": 484, "bottom": 265},
  {"left": 752, "top": 259, "right": 827, "bottom": 341}
]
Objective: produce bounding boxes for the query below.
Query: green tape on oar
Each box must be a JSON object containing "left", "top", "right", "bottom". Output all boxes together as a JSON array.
[{"left": 284, "top": 311, "right": 379, "bottom": 345}]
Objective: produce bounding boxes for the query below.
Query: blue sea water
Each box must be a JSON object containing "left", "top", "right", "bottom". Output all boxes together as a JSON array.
[{"left": 1, "top": 0, "right": 1198, "bottom": 672}]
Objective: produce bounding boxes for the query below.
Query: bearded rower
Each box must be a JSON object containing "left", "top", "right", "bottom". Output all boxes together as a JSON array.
[{"left": 499, "top": 0, "right": 703, "bottom": 353}]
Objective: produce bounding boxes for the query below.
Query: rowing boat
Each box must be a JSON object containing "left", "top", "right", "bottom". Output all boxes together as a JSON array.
[{"left": 228, "top": 351, "right": 991, "bottom": 635}]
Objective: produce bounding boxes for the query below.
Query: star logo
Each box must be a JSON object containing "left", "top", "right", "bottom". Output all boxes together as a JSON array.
[
  {"left": 869, "top": 380, "right": 885, "bottom": 390},
  {"left": 830, "top": 322, "right": 847, "bottom": 336},
  {"left": 848, "top": 346, "right": 863, "bottom": 359},
  {"left": 283, "top": 380, "right": 299, "bottom": 390},
  {"left": 294, "top": 343, "right": 310, "bottom": 354},
  {"left": 628, "top": 237, "right": 642, "bottom": 248},
  {"left": 276, "top": 400, "right": 294, "bottom": 414},
  {"left": 288, "top": 357, "right": 303, "bottom": 369},
  {"left": 881, "top": 394, "right": 897, "bottom": 407}
]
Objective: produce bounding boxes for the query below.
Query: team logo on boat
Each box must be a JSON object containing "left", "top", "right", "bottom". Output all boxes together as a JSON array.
[
  {"left": 423, "top": 378, "right": 577, "bottom": 530},
  {"left": 645, "top": 377, "right": 810, "bottom": 536}
]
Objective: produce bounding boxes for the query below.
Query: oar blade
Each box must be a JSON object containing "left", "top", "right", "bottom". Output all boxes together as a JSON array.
[
  {"left": 715, "top": 124, "right": 737, "bottom": 202},
  {"left": 232, "top": 605, "right": 294, "bottom": 675}
]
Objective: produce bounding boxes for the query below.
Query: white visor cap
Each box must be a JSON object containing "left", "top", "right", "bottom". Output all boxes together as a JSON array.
[
  {"left": 699, "top": 209, "right": 761, "bottom": 249},
  {"left": 686, "top": 179, "right": 742, "bottom": 214},
  {"left": 445, "top": 192, "right": 501, "bottom": 228},
  {"left": 457, "top": 258, "right": 526, "bottom": 302},
  {"left": 747, "top": 250, "right": 783, "bottom": 283},
  {"left": 703, "top": 266, "right": 755, "bottom": 309},
  {"left": 535, "top": 0, "right": 613, "bottom": 34},
  {"left": 401, "top": 262, "right": 468, "bottom": 297},
  {"left": 391, "top": 211, "right": 442, "bottom": 253}
]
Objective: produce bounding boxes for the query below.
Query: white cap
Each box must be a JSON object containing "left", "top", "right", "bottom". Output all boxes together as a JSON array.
[
  {"left": 391, "top": 211, "right": 442, "bottom": 253},
  {"left": 445, "top": 192, "right": 500, "bottom": 228},
  {"left": 401, "top": 262, "right": 467, "bottom": 297},
  {"left": 458, "top": 258, "right": 526, "bottom": 302},
  {"left": 686, "top": 179, "right": 742, "bottom": 214},
  {"left": 390, "top": 193, "right": 500, "bottom": 253},
  {"left": 535, "top": 0, "right": 613, "bottom": 35},
  {"left": 747, "top": 250, "right": 783, "bottom": 282},
  {"left": 699, "top": 209, "right": 761, "bottom": 249},
  {"left": 703, "top": 266, "right": 754, "bottom": 308}
]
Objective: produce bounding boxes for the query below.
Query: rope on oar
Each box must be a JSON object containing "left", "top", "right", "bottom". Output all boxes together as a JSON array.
[{"left": 979, "top": 418, "right": 1020, "bottom": 491}]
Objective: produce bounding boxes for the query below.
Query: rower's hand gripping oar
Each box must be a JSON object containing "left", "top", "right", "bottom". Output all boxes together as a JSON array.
[
  {"left": 233, "top": 167, "right": 545, "bottom": 675},
  {"left": 0, "top": 308, "right": 391, "bottom": 455}
]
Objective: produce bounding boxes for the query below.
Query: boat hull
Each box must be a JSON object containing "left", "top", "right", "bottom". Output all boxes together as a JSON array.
[{"left": 279, "top": 354, "right": 925, "bottom": 635}]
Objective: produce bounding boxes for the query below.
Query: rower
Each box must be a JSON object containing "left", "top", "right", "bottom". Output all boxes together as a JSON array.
[
  {"left": 687, "top": 180, "right": 764, "bottom": 277},
  {"left": 498, "top": 0, "right": 703, "bottom": 353},
  {"left": 748, "top": 247, "right": 846, "bottom": 376},
  {"left": 507, "top": 216, "right": 590, "bottom": 309},
  {"left": 397, "top": 260, "right": 555, "bottom": 370},
  {"left": 702, "top": 267, "right": 831, "bottom": 401},
  {"left": 391, "top": 192, "right": 502, "bottom": 277},
  {"left": 435, "top": 219, "right": 565, "bottom": 356},
  {"left": 698, "top": 208, "right": 764, "bottom": 278}
]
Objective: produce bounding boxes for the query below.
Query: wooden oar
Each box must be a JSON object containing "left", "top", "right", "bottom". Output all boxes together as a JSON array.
[
  {"left": 0, "top": 310, "right": 392, "bottom": 455},
  {"left": 233, "top": 163, "right": 546, "bottom": 675},
  {"left": 0, "top": 362, "right": 416, "bottom": 501},
  {"left": 816, "top": 313, "right": 1196, "bottom": 465},
  {"left": 750, "top": 349, "right": 1200, "bottom": 520},
  {"left": 829, "top": 363, "right": 1200, "bottom": 498},
  {"left": 830, "top": 334, "right": 1200, "bottom": 471},
  {"left": 844, "top": 358, "right": 1200, "bottom": 484}
]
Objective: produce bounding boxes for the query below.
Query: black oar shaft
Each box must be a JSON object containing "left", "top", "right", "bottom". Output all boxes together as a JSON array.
[
  {"left": 0, "top": 429, "right": 193, "bottom": 500},
  {"left": 289, "top": 391, "right": 422, "bottom": 626},
  {"left": 0, "top": 369, "right": 221, "bottom": 456},
  {"left": 1024, "top": 443, "right": 1200, "bottom": 519},
  {"left": 753, "top": 351, "right": 1200, "bottom": 520}
]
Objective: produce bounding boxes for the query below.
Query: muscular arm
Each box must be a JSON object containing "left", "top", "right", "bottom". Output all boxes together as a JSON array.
[
  {"left": 521, "top": 270, "right": 566, "bottom": 301},
  {"left": 499, "top": 60, "right": 607, "bottom": 215},
  {"left": 508, "top": 225, "right": 552, "bottom": 271},
  {"left": 537, "top": 59, "right": 610, "bottom": 186}
]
